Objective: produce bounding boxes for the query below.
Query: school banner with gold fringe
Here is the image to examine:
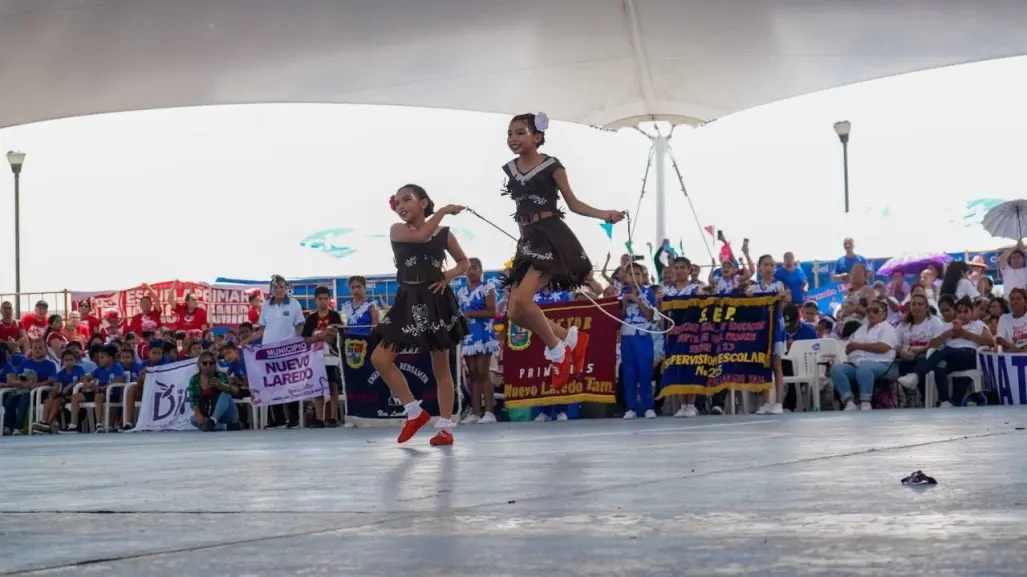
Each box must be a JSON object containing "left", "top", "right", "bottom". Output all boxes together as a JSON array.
[
  {"left": 658, "top": 295, "right": 776, "bottom": 397},
  {"left": 502, "top": 298, "right": 619, "bottom": 407}
]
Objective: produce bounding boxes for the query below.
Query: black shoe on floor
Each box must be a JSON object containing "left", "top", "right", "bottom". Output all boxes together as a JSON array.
[
  {"left": 286, "top": 421, "right": 300, "bottom": 429},
  {"left": 326, "top": 419, "right": 340, "bottom": 428},
  {"left": 309, "top": 420, "right": 326, "bottom": 429}
]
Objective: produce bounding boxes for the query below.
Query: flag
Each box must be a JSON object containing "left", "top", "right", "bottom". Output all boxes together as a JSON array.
[
  {"left": 599, "top": 222, "right": 614, "bottom": 240},
  {"left": 704, "top": 225, "right": 715, "bottom": 238}
]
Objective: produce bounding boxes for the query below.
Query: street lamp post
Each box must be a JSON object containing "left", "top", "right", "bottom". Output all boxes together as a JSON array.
[
  {"left": 833, "top": 121, "right": 851, "bottom": 213},
  {"left": 7, "top": 151, "right": 25, "bottom": 317}
]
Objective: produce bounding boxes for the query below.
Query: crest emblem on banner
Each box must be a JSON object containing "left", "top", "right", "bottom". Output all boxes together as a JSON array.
[
  {"left": 506, "top": 321, "right": 531, "bottom": 351},
  {"left": 344, "top": 338, "right": 367, "bottom": 369}
]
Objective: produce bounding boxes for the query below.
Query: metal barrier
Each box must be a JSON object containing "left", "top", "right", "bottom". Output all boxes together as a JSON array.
[{"left": 0, "top": 289, "right": 72, "bottom": 317}]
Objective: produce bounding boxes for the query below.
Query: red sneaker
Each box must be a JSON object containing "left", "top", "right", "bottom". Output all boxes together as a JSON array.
[
  {"left": 549, "top": 346, "right": 572, "bottom": 390},
  {"left": 397, "top": 410, "right": 430, "bottom": 444},
  {"left": 571, "top": 332, "right": 590, "bottom": 376},
  {"left": 429, "top": 429, "right": 454, "bottom": 446}
]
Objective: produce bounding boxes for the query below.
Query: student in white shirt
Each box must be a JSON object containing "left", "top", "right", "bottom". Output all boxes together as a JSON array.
[
  {"left": 939, "top": 261, "right": 979, "bottom": 301},
  {"left": 897, "top": 295, "right": 995, "bottom": 407},
  {"left": 895, "top": 294, "right": 944, "bottom": 380},
  {"left": 999, "top": 242, "right": 1027, "bottom": 292},
  {"left": 657, "top": 256, "right": 701, "bottom": 418},
  {"left": 829, "top": 298, "right": 899, "bottom": 411},
  {"left": 996, "top": 288, "right": 1027, "bottom": 352}
]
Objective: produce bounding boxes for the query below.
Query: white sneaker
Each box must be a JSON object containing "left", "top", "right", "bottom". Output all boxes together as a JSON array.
[
  {"left": 711, "top": 406, "right": 724, "bottom": 415},
  {"left": 555, "top": 412, "right": 568, "bottom": 422},
  {"left": 755, "top": 403, "right": 771, "bottom": 415},
  {"left": 684, "top": 405, "right": 699, "bottom": 418},
  {"left": 860, "top": 401, "right": 872, "bottom": 411},
  {"left": 644, "top": 409, "right": 657, "bottom": 419},
  {"left": 673, "top": 406, "right": 689, "bottom": 418},
  {"left": 939, "top": 401, "right": 953, "bottom": 408},
  {"left": 478, "top": 412, "right": 497, "bottom": 424},
  {"left": 622, "top": 410, "right": 637, "bottom": 420},
  {"left": 534, "top": 413, "right": 551, "bottom": 422},
  {"left": 898, "top": 373, "right": 919, "bottom": 389},
  {"left": 769, "top": 403, "right": 784, "bottom": 415},
  {"left": 460, "top": 414, "right": 480, "bottom": 425},
  {"left": 843, "top": 400, "right": 858, "bottom": 411}
]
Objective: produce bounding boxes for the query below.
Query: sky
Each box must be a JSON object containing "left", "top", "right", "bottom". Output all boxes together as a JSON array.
[{"left": 1, "top": 55, "right": 1027, "bottom": 293}]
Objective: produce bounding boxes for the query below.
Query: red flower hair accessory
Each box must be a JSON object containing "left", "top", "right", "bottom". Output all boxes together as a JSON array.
[{"left": 389, "top": 195, "right": 399, "bottom": 211}]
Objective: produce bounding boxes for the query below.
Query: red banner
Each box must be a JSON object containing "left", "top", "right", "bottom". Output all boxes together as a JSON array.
[
  {"left": 71, "top": 281, "right": 260, "bottom": 329},
  {"left": 502, "top": 297, "right": 619, "bottom": 407}
]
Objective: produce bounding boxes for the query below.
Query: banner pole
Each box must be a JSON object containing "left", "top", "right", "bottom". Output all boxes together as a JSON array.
[{"left": 338, "top": 331, "right": 349, "bottom": 425}]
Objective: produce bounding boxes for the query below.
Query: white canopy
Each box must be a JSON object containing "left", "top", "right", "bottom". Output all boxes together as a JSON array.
[{"left": 2, "top": 0, "right": 1027, "bottom": 129}]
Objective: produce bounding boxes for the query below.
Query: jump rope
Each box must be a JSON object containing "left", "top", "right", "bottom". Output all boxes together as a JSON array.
[{"left": 461, "top": 125, "right": 714, "bottom": 336}]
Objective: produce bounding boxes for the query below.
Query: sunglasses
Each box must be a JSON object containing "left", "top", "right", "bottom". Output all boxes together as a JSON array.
[
  {"left": 199, "top": 361, "right": 215, "bottom": 367},
  {"left": 868, "top": 307, "right": 884, "bottom": 314}
]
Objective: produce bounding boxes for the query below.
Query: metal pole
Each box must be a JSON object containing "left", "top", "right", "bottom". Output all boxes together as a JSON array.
[
  {"left": 13, "top": 172, "right": 21, "bottom": 317},
  {"left": 842, "top": 140, "right": 850, "bottom": 214},
  {"left": 653, "top": 135, "right": 667, "bottom": 246}
]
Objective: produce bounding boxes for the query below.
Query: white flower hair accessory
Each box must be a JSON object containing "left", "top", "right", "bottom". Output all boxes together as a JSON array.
[{"left": 534, "top": 112, "right": 549, "bottom": 132}]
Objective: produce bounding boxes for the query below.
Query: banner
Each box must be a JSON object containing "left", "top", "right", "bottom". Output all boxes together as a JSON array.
[
  {"left": 978, "top": 350, "right": 1027, "bottom": 405},
  {"left": 243, "top": 337, "right": 329, "bottom": 406},
  {"left": 71, "top": 280, "right": 259, "bottom": 328},
  {"left": 805, "top": 282, "right": 847, "bottom": 316},
  {"left": 131, "top": 359, "right": 198, "bottom": 432},
  {"left": 502, "top": 298, "right": 619, "bottom": 407},
  {"left": 339, "top": 332, "right": 460, "bottom": 427},
  {"left": 659, "top": 295, "right": 775, "bottom": 397}
]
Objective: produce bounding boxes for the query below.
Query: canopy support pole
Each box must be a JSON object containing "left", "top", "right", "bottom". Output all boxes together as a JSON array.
[{"left": 654, "top": 134, "right": 667, "bottom": 247}]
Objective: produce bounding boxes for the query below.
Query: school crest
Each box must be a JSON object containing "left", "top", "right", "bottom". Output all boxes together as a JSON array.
[
  {"left": 506, "top": 320, "right": 532, "bottom": 351},
  {"left": 344, "top": 338, "right": 367, "bottom": 369}
]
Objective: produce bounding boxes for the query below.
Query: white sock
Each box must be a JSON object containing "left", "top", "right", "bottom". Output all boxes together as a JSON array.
[
  {"left": 404, "top": 400, "right": 423, "bottom": 420},
  {"left": 565, "top": 325, "right": 578, "bottom": 349},
  {"left": 434, "top": 417, "right": 454, "bottom": 431},
  {"left": 544, "top": 342, "right": 566, "bottom": 362}
]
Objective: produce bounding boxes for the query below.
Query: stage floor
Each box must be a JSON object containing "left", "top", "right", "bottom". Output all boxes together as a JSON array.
[{"left": 2, "top": 408, "right": 1026, "bottom": 576}]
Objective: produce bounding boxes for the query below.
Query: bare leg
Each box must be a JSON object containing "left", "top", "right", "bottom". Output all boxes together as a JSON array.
[
  {"left": 773, "top": 356, "right": 785, "bottom": 404},
  {"left": 314, "top": 396, "right": 325, "bottom": 421},
  {"left": 329, "top": 383, "right": 340, "bottom": 421},
  {"left": 477, "top": 356, "right": 495, "bottom": 413},
  {"left": 507, "top": 268, "right": 562, "bottom": 350},
  {"left": 431, "top": 350, "right": 455, "bottom": 420},
  {"left": 124, "top": 386, "right": 138, "bottom": 424},
  {"left": 371, "top": 345, "right": 416, "bottom": 405},
  {"left": 69, "top": 393, "right": 82, "bottom": 428}
]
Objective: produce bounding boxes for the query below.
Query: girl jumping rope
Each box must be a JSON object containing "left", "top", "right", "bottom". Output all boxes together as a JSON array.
[
  {"left": 501, "top": 112, "right": 626, "bottom": 388},
  {"left": 371, "top": 185, "right": 469, "bottom": 446}
]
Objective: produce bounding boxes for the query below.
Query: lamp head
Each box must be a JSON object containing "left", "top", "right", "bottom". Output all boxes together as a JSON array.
[
  {"left": 6, "top": 151, "right": 25, "bottom": 174},
  {"left": 833, "top": 121, "right": 851, "bottom": 143}
]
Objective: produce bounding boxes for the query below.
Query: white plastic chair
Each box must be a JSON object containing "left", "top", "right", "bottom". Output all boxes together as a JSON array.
[
  {"left": 924, "top": 347, "right": 984, "bottom": 408},
  {"left": 70, "top": 383, "right": 97, "bottom": 432},
  {"left": 104, "top": 382, "right": 131, "bottom": 431},
  {"left": 28, "top": 385, "right": 54, "bottom": 435},
  {"left": 782, "top": 339, "right": 822, "bottom": 411}
]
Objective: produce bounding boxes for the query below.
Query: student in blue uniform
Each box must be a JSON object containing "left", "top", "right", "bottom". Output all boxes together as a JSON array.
[
  {"left": 458, "top": 258, "right": 500, "bottom": 424},
  {"left": 658, "top": 256, "right": 702, "bottom": 418},
  {"left": 620, "top": 262, "right": 657, "bottom": 419},
  {"left": 342, "top": 276, "right": 380, "bottom": 336},
  {"left": 748, "top": 254, "right": 789, "bottom": 416},
  {"left": 36, "top": 350, "right": 87, "bottom": 434}
]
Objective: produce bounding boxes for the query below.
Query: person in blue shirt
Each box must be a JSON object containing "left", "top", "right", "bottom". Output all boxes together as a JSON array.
[
  {"left": 118, "top": 348, "right": 143, "bottom": 382},
  {"left": 341, "top": 276, "right": 380, "bottom": 337},
  {"left": 69, "top": 344, "right": 125, "bottom": 433},
  {"left": 37, "top": 350, "right": 87, "bottom": 433},
  {"left": 781, "top": 303, "right": 818, "bottom": 412},
  {"left": 122, "top": 343, "right": 169, "bottom": 431},
  {"left": 3, "top": 339, "right": 57, "bottom": 436},
  {"left": 619, "top": 262, "right": 657, "bottom": 420},
  {"left": 774, "top": 251, "right": 808, "bottom": 305},
  {"left": 831, "top": 237, "right": 871, "bottom": 282}
]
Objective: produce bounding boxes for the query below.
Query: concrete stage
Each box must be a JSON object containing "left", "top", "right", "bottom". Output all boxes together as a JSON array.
[{"left": 2, "top": 408, "right": 1026, "bottom": 577}]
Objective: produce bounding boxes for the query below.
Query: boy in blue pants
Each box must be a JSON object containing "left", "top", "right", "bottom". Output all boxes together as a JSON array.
[{"left": 620, "top": 263, "right": 656, "bottom": 419}]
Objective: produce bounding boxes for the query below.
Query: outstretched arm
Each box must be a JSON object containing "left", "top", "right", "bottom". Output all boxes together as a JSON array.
[
  {"left": 554, "top": 168, "right": 622, "bottom": 222},
  {"left": 390, "top": 205, "right": 463, "bottom": 244}
]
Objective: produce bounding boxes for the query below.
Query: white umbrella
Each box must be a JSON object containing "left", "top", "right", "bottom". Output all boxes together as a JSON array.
[{"left": 981, "top": 199, "right": 1027, "bottom": 240}]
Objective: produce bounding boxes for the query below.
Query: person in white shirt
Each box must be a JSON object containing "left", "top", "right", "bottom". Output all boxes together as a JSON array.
[
  {"left": 829, "top": 298, "right": 899, "bottom": 411},
  {"left": 895, "top": 293, "right": 944, "bottom": 381},
  {"left": 244, "top": 275, "right": 305, "bottom": 428},
  {"left": 897, "top": 295, "right": 995, "bottom": 407},
  {"left": 657, "top": 256, "right": 702, "bottom": 418},
  {"left": 996, "top": 288, "right": 1027, "bottom": 352},
  {"left": 939, "top": 261, "right": 979, "bottom": 301},
  {"left": 999, "top": 242, "right": 1027, "bottom": 292}
]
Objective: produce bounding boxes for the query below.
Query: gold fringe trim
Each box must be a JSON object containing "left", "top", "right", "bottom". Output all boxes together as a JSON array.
[
  {"left": 657, "top": 382, "right": 774, "bottom": 398},
  {"left": 504, "top": 393, "right": 616, "bottom": 408}
]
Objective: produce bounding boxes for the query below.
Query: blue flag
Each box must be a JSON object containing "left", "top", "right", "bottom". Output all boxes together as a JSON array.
[{"left": 599, "top": 222, "right": 614, "bottom": 240}]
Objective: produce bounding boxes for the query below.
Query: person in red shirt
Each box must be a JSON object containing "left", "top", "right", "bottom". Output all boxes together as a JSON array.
[
  {"left": 247, "top": 291, "right": 263, "bottom": 325},
  {"left": 171, "top": 291, "right": 209, "bottom": 333},
  {"left": 43, "top": 315, "right": 68, "bottom": 355},
  {"left": 20, "top": 301, "right": 49, "bottom": 342},
  {"left": 100, "top": 311, "right": 125, "bottom": 342},
  {"left": 77, "top": 300, "right": 102, "bottom": 337},
  {"left": 0, "top": 301, "right": 27, "bottom": 352},
  {"left": 65, "top": 311, "right": 92, "bottom": 347},
  {"left": 128, "top": 295, "right": 162, "bottom": 336}
]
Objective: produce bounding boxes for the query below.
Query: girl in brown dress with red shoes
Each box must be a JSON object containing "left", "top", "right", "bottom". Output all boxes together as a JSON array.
[{"left": 501, "top": 112, "right": 626, "bottom": 389}]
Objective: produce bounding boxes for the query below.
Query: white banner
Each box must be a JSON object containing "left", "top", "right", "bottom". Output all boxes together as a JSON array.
[
  {"left": 131, "top": 359, "right": 198, "bottom": 432},
  {"left": 243, "top": 337, "right": 329, "bottom": 407},
  {"left": 978, "top": 350, "right": 1027, "bottom": 405}
]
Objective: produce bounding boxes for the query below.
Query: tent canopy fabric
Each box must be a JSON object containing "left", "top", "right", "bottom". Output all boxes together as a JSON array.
[{"left": 2, "top": 0, "right": 1027, "bottom": 129}]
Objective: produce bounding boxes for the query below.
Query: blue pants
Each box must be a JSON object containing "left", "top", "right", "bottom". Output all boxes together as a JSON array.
[
  {"left": 622, "top": 334, "right": 655, "bottom": 414},
  {"left": 190, "top": 392, "right": 239, "bottom": 431},
  {"left": 3, "top": 391, "right": 31, "bottom": 431},
  {"left": 830, "top": 361, "right": 892, "bottom": 402}
]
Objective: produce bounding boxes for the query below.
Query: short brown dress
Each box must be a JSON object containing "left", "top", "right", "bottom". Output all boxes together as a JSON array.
[
  {"left": 374, "top": 226, "right": 469, "bottom": 351},
  {"left": 501, "top": 155, "right": 593, "bottom": 291}
]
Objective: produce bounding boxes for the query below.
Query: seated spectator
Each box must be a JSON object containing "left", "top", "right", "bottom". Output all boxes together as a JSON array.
[
  {"left": 977, "top": 275, "right": 995, "bottom": 297},
  {"left": 162, "top": 340, "right": 180, "bottom": 362},
  {"left": 886, "top": 271, "right": 911, "bottom": 303},
  {"left": 989, "top": 297, "right": 1010, "bottom": 320},
  {"left": 940, "top": 261, "right": 978, "bottom": 300},
  {"left": 895, "top": 294, "right": 943, "bottom": 383},
  {"left": 921, "top": 263, "right": 943, "bottom": 301},
  {"left": 996, "top": 288, "right": 1027, "bottom": 352},
  {"left": 836, "top": 263, "right": 874, "bottom": 337},
  {"left": 36, "top": 350, "right": 86, "bottom": 434},
  {"left": 188, "top": 351, "right": 239, "bottom": 431},
  {"left": 68, "top": 344, "right": 125, "bottom": 432},
  {"left": 817, "top": 317, "right": 836, "bottom": 339},
  {"left": 802, "top": 300, "right": 821, "bottom": 325},
  {"left": 781, "top": 303, "right": 817, "bottom": 412},
  {"left": 897, "top": 295, "right": 995, "bottom": 407},
  {"left": 219, "top": 342, "right": 248, "bottom": 392},
  {"left": 972, "top": 297, "right": 990, "bottom": 322},
  {"left": 122, "top": 343, "right": 169, "bottom": 431},
  {"left": 21, "top": 300, "right": 49, "bottom": 342},
  {"left": 829, "top": 298, "right": 898, "bottom": 411},
  {"left": 999, "top": 241, "right": 1027, "bottom": 292},
  {"left": 118, "top": 348, "right": 142, "bottom": 382},
  {"left": 1, "top": 301, "right": 28, "bottom": 353},
  {"left": 43, "top": 314, "right": 68, "bottom": 357},
  {"left": 3, "top": 339, "right": 57, "bottom": 435}
]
